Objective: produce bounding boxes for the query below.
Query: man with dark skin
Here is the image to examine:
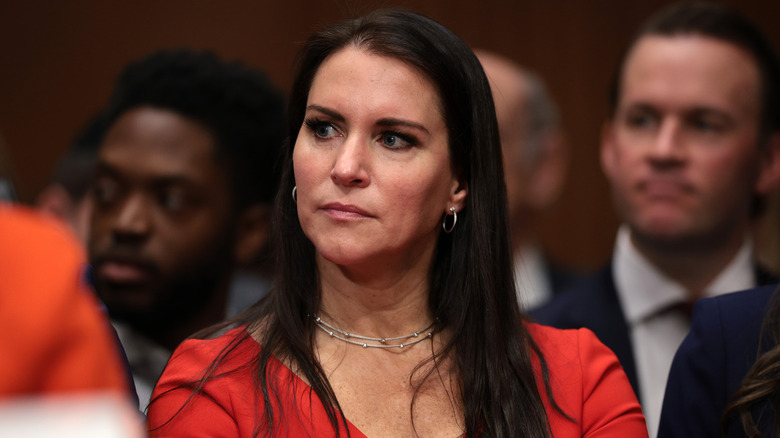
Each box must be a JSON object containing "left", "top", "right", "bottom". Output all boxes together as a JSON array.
[{"left": 88, "top": 49, "right": 285, "bottom": 407}]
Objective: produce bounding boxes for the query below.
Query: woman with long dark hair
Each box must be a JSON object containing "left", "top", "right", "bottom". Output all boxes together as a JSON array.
[{"left": 147, "top": 9, "right": 645, "bottom": 437}]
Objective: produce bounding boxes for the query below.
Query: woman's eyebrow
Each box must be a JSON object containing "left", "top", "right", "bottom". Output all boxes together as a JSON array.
[
  {"left": 306, "top": 105, "right": 430, "bottom": 134},
  {"left": 305, "top": 105, "right": 344, "bottom": 122},
  {"left": 377, "top": 118, "right": 429, "bottom": 134}
]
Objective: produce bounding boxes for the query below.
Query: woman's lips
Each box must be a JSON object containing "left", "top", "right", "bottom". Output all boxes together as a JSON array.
[{"left": 321, "top": 203, "right": 373, "bottom": 220}]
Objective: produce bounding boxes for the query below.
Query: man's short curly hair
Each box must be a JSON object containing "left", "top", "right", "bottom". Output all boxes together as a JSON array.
[{"left": 102, "top": 48, "right": 286, "bottom": 211}]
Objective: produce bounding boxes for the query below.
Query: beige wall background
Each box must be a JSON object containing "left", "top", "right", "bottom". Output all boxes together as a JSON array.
[{"left": 1, "top": 0, "right": 778, "bottom": 270}]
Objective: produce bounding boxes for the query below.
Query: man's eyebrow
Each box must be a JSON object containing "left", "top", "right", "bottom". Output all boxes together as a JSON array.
[
  {"left": 686, "top": 106, "right": 733, "bottom": 117},
  {"left": 625, "top": 101, "right": 732, "bottom": 116},
  {"left": 94, "top": 161, "right": 121, "bottom": 177},
  {"left": 622, "top": 102, "right": 658, "bottom": 112},
  {"left": 151, "top": 176, "right": 200, "bottom": 187},
  {"left": 95, "top": 162, "right": 199, "bottom": 187}
]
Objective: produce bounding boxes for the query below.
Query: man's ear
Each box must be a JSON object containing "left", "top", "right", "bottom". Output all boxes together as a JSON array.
[
  {"left": 600, "top": 120, "right": 618, "bottom": 181},
  {"left": 527, "top": 130, "right": 568, "bottom": 211},
  {"left": 234, "top": 204, "right": 270, "bottom": 265},
  {"left": 35, "top": 184, "right": 73, "bottom": 221},
  {"left": 756, "top": 133, "right": 780, "bottom": 195}
]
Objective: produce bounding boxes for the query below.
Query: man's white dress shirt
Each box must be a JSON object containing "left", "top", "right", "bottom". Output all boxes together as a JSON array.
[{"left": 612, "top": 226, "right": 756, "bottom": 438}]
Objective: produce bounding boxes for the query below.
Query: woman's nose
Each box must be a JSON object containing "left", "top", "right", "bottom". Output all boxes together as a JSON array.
[{"left": 330, "top": 136, "right": 370, "bottom": 187}]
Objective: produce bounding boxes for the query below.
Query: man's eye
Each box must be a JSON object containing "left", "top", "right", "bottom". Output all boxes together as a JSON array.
[
  {"left": 160, "top": 191, "right": 185, "bottom": 212},
  {"left": 690, "top": 118, "right": 722, "bottom": 133},
  {"left": 626, "top": 113, "right": 657, "bottom": 129},
  {"left": 93, "top": 178, "right": 120, "bottom": 205}
]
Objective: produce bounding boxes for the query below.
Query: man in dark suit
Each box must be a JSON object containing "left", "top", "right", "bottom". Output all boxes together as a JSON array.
[
  {"left": 476, "top": 50, "right": 581, "bottom": 311},
  {"left": 532, "top": 3, "right": 780, "bottom": 436},
  {"left": 658, "top": 284, "right": 778, "bottom": 437}
]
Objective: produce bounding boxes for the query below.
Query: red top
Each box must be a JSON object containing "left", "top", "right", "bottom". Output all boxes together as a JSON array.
[
  {"left": 148, "top": 323, "right": 647, "bottom": 437},
  {"left": 0, "top": 205, "right": 129, "bottom": 396}
]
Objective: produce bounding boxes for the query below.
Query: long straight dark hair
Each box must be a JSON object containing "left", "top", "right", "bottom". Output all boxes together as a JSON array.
[{"left": 173, "top": 9, "right": 564, "bottom": 438}]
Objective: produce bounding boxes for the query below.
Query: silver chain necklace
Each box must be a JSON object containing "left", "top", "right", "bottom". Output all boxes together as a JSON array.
[{"left": 313, "top": 315, "right": 436, "bottom": 349}]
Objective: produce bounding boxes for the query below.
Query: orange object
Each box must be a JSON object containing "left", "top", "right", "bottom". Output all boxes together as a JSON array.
[{"left": 0, "top": 205, "right": 129, "bottom": 396}]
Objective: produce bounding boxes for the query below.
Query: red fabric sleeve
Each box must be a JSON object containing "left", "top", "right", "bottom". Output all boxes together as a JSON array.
[
  {"left": 147, "top": 336, "right": 247, "bottom": 437},
  {"left": 530, "top": 323, "right": 648, "bottom": 438},
  {"left": 148, "top": 329, "right": 366, "bottom": 437}
]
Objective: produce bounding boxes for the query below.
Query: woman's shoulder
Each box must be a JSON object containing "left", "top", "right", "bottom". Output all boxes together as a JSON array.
[
  {"left": 166, "top": 326, "right": 259, "bottom": 374},
  {"left": 526, "top": 322, "right": 606, "bottom": 364},
  {"left": 526, "top": 321, "right": 627, "bottom": 393},
  {"left": 526, "top": 322, "right": 648, "bottom": 437},
  {"left": 149, "top": 327, "right": 265, "bottom": 436}
]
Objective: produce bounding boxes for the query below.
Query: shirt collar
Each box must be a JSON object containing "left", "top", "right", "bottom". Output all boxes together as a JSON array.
[
  {"left": 113, "top": 321, "right": 172, "bottom": 381},
  {"left": 513, "top": 244, "right": 551, "bottom": 309},
  {"left": 613, "top": 225, "right": 755, "bottom": 324}
]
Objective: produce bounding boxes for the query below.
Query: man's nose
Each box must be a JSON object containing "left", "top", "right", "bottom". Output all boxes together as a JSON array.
[
  {"left": 648, "top": 118, "right": 686, "bottom": 163},
  {"left": 111, "top": 193, "right": 151, "bottom": 242}
]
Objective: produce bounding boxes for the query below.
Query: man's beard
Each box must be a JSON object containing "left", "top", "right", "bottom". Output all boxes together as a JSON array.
[{"left": 105, "top": 247, "right": 233, "bottom": 335}]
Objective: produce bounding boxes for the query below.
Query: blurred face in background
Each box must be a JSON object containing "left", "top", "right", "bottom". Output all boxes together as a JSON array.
[
  {"left": 477, "top": 50, "right": 567, "bottom": 248},
  {"left": 89, "top": 106, "right": 236, "bottom": 328},
  {"left": 602, "top": 35, "right": 772, "bottom": 253}
]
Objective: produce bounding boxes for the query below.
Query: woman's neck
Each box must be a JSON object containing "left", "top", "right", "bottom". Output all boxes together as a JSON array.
[{"left": 316, "top": 254, "right": 435, "bottom": 339}]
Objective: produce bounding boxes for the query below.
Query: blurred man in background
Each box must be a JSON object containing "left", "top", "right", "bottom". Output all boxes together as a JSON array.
[
  {"left": 35, "top": 116, "right": 105, "bottom": 242},
  {"left": 532, "top": 3, "right": 780, "bottom": 436},
  {"left": 0, "top": 131, "right": 142, "bottom": 437},
  {"left": 88, "top": 49, "right": 286, "bottom": 408},
  {"left": 477, "top": 50, "right": 578, "bottom": 310}
]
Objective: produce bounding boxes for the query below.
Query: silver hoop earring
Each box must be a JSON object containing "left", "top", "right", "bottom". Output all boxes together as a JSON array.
[
  {"left": 292, "top": 186, "right": 297, "bottom": 203},
  {"left": 442, "top": 206, "right": 457, "bottom": 233}
]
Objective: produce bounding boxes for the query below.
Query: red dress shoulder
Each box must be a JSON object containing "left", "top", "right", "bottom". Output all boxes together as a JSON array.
[
  {"left": 147, "top": 327, "right": 364, "bottom": 437},
  {"left": 528, "top": 323, "right": 648, "bottom": 437}
]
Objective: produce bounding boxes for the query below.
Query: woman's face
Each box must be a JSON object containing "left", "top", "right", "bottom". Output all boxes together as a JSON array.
[{"left": 293, "top": 46, "right": 467, "bottom": 272}]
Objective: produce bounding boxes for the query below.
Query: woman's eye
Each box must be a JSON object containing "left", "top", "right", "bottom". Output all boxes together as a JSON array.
[
  {"left": 381, "top": 132, "right": 415, "bottom": 149},
  {"left": 304, "top": 119, "right": 339, "bottom": 139},
  {"left": 316, "top": 124, "right": 336, "bottom": 138}
]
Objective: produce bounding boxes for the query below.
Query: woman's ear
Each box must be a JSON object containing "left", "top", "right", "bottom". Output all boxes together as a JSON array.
[{"left": 448, "top": 179, "right": 468, "bottom": 212}]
